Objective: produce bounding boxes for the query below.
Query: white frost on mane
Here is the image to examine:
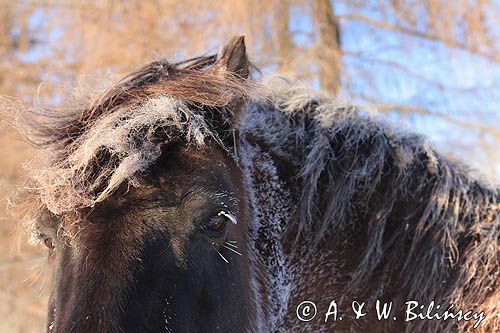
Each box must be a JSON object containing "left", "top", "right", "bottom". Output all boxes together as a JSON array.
[
  {"left": 238, "top": 76, "right": 499, "bottom": 332},
  {"left": 30, "top": 96, "right": 215, "bottom": 214}
]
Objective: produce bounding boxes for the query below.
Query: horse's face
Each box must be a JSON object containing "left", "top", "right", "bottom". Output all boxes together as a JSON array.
[
  {"left": 27, "top": 36, "right": 254, "bottom": 332},
  {"left": 38, "top": 141, "right": 253, "bottom": 332}
]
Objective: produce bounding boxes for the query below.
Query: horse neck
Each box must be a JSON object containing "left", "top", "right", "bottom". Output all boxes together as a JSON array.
[
  {"left": 237, "top": 124, "right": 296, "bottom": 331},
  {"left": 238, "top": 91, "right": 499, "bottom": 332}
]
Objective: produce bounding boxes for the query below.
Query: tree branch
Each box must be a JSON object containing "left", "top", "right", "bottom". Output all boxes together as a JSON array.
[
  {"left": 339, "top": 13, "right": 500, "bottom": 64},
  {"left": 357, "top": 100, "right": 500, "bottom": 138}
]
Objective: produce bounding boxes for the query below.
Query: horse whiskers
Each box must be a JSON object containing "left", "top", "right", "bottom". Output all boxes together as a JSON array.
[
  {"left": 222, "top": 244, "right": 242, "bottom": 256},
  {"left": 210, "top": 241, "right": 229, "bottom": 264},
  {"left": 224, "top": 241, "right": 238, "bottom": 249},
  {"left": 215, "top": 249, "right": 229, "bottom": 264}
]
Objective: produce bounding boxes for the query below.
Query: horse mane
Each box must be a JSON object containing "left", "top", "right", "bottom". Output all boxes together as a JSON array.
[
  {"left": 4, "top": 50, "right": 498, "bottom": 331},
  {"left": 11, "top": 55, "right": 256, "bottom": 215},
  {"left": 240, "top": 77, "right": 499, "bottom": 331}
]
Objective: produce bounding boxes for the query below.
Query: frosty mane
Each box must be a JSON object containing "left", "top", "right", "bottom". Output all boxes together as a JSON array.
[
  {"left": 240, "top": 77, "right": 499, "bottom": 331},
  {"left": 14, "top": 56, "right": 255, "bottom": 214}
]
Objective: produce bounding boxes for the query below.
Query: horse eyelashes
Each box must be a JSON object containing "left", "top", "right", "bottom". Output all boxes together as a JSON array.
[{"left": 217, "top": 210, "right": 237, "bottom": 224}]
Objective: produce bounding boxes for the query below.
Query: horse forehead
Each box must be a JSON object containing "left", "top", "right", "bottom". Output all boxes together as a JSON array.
[
  {"left": 50, "top": 145, "right": 235, "bottom": 240},
  {"left": 147, "top": 145, "right": 234, "bottom": 187}
]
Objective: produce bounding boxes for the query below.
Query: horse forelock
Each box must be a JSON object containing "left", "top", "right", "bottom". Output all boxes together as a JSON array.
[{"left": 10, "top": 55, "right": 261, "bottom": 219}]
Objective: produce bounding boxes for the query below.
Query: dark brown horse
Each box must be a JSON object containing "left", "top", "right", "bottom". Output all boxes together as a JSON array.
[{"left": 14, "top": 36, "right": 499, "bottom": 332}]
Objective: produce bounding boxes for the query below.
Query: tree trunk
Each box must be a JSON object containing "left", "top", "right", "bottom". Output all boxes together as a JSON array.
[
  {"left": 273, "top": 0, "right": 293, "bottom": 74},
  {"left": 312, "top": 0, "right": 342, "bottom": 93}
]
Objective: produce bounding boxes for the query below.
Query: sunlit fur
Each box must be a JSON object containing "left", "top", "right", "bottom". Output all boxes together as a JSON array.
[
  {"left": 8, "top": 37, "right": 499, "bottom": 332},
  {"left": 240, "top": 77, "right": 499, "bottom": 332}
]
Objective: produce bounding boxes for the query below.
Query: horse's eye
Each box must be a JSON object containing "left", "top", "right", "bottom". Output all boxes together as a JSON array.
[
  {"left": 202, "top": 211, "right": 236, "bottom": 237},
  {"left": 206, "top": 216, "right": 227, "bottom": 232},
  {"left": 43, "top": 238, "right": 55, "bottom": 250}
]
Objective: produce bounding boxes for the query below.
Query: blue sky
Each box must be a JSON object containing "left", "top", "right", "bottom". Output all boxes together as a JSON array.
[{"left": 288, "top": 1, "right": 500, "bottom": 179}]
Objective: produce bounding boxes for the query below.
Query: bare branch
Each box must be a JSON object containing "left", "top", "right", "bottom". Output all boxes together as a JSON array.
[
  {"left": 339, "top": 13, "right": 500, "bottom": 64},
  {"left": 358, "top": 101, "right": 500, "bottom": 138},
  {"left": 345, "top": 54, "right": 479, "bottom": 94}
]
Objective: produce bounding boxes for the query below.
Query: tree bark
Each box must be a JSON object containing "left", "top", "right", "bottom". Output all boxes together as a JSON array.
[{"left": 312, "top": 0, "right": 342, "bottom": 93}]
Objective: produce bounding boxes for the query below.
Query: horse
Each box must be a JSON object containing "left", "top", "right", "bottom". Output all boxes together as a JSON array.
[{"left": 13, "top": 36, "right": 499, "bottom": 332}]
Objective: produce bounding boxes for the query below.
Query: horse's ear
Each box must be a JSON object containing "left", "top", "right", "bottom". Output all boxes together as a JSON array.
[
  {"left": 209, "top": 36, "right": 250, "bottom": 140},
  {"left": 215, "top": 36, "right": 250, "bottom": 79}
]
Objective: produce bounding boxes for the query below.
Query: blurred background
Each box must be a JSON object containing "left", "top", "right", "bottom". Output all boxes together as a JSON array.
[{"left": 0, "top": 0, "right": 498, "bottom": 331}]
